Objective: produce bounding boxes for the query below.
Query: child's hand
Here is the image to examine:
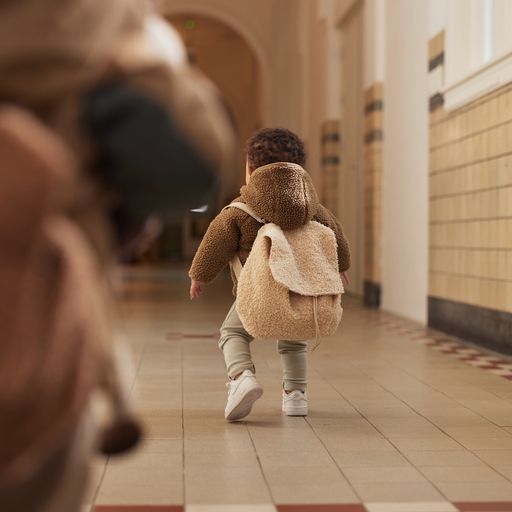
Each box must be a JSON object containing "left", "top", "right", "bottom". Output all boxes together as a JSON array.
[
  {"left": 342, "top": 272, "right": 350, "bottom": 286},
  {"left": 190, "top": 280, "right": 205, "bottom": 300}
]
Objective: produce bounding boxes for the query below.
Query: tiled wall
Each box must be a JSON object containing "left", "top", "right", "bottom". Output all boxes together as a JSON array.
[
  {"left": 363, "top": 82, "right": 384, "bottom": 308},
  {"left": 428, "top": 31, "right": 512, "bottom": 352},
  {"left": 320, "top": 119, "right": 341, "bottom": 216}
]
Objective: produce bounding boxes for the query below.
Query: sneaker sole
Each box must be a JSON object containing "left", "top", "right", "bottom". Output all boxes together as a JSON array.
[
  {"left": 282, "top": 405, "right": 308, "bottom": 417},
  {"left": 225, "top": 386, "right": 263, "bottom": 421}
]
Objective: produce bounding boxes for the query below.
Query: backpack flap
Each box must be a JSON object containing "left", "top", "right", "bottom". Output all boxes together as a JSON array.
[{"left": 264, "top": 221, "right": 344, "bottom": 297}]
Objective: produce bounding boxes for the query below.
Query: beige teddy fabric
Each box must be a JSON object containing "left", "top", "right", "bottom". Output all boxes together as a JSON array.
[{"left": 235, "top": 219, "right": 344, "bottom": 341}]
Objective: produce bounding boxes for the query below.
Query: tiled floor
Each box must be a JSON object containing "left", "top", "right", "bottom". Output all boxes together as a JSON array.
[{"left": 86, "top": 266, "right": 512, "bottom": 512}]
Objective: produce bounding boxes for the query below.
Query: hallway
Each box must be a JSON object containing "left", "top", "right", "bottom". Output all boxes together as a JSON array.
[{"left": 87, "top": 267, "right": 512, "bottom": 512}]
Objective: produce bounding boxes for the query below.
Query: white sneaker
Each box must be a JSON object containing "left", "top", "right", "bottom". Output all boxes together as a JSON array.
[
  {"left": 282, "top": 390, "right": 308, "bottom": 416},
  {"left": 225, "top": 370, "right": 263, "bottom": 421}
]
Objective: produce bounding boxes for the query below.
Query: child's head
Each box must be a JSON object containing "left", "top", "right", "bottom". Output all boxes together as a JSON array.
[{"left": 245, "top": 127, "right": 306, "bottom": 182}]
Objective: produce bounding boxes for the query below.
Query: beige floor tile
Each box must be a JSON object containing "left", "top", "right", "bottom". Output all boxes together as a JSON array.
[
  {"left": 186, "top": 449, "right": 260, "bottom": 467},
  {"left": 126, "top": 438, "right": 183, "bottom": 454},
  {"left": 104, "top": 267, "right": 512, "bottom": 508},
  {"left": 257, "top": 449, "right": 334, "bottom": 467},
  {"left": 473, "top": 449, "right": 512, "bottom": 466},
  {"left": 420, "top": 465, "right": 506, "bottom": 482},
  {"left": 353, "top": 481, "right": 445, "bottom": 501},
  {"left": 96, "top": 445, "right": 184, "bottom": 504},
  {"left": 371, "top": 424, "right": 446, "bottom": 439},
  {"left": 263, "top": 465, "right": 348, "bottom": 486},
  {"left": 405, "top": 450, "right": 484, "bottom": 467},
  {"left": 391, "top": 437, "right": 462, "bottom": 452},
  {"left": 186, "top": 465, "right": 265, "bottom": 480},
  {"left": 185, "top": 471, "right": 271, "bottom": 504},
  {"left": 185, "top": 435, "right": 254, "bottom": 454},
  {"left": 140, "top": 410, "right": 184, "bottom": 439},
  {"left": 270, "top": 481, "right": 358, "bottom": 504},
  {"left": 96, "top": 483, "right": 183, "bottom": 505},
  {"left": 251, "top": 436, "right": 325, "bottom": 452},
  {"left": 435, "top": 480, "right": 512, "bottom": 500},
  {"left": 317, "top": 436, "right": 396, "bottom": 451},
  {"left": 330, "top": 449, "right": 410, "bottom": 468},
  {"left": 457, "top": 436, "right": 512, "bottom": 450},
  {"left": 441, "top": 425, "right": 512, "bottom": 439},
  {"left": 343, "top": 466, "right": 426, "bottom": 483},
  {"left": 83, "top": 461, "right": 106, "bottom": 505},
  {"left": 494, "top": 466, "right": 512, "bottom": 480}
]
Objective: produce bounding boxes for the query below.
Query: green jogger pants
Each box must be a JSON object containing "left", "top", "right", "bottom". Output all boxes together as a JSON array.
[{"left": 219, "top": 302, "right": 308, "bottom": 392}]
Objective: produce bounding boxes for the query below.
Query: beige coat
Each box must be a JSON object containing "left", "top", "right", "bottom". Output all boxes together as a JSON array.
[
  {"left": 0, "top": 107, "right": 107, "bottom": 485},
  {"left": 0, "top": 0, "right": 234, "bottom": 487},
  {"left": 189, "top": 162, "right": 351, "bottom": 292}
]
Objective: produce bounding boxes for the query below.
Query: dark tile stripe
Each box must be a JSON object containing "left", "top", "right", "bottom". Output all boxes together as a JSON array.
[
  {"left": 429, "top": 51, "right": 445, "bottom": 72},
  {"left": 364, "top": 130, "right": 383, "bottom": 144},
  {"left": 364, "top": 280, "right": 381, "bottom": 309},
  {"left": 455, "top": 503, "right": 512, "bottom": 511},
  {"left": 364, "top": 99, "right": 384, "bottom": 114},
  {"left": 429, "top": 92, "right": 445, "bottom": 112},
  {"left": 277, "top": 505, "right": 366, "bottom": 512},
  {"left": 322, "top": 132, "right": 341, "bottom": 143},
  {"left": 428, "top": 296, "right": 512, "bottom": 355},
  {"left": 322, "top": 155, "right": 340, "bottom": 166}
]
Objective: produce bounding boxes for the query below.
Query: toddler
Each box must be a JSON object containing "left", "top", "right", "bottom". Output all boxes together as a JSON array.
[{"left": 189, "top": 128, "right": 350, "bottom": 421}]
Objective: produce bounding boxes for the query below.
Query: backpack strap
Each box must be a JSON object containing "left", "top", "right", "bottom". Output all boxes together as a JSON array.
[
  {"left": 223, "top": 201, "right": 267, "bottom": 224},
  {"left": 222, "top": 202, "right": 266, "bottom": 280}
]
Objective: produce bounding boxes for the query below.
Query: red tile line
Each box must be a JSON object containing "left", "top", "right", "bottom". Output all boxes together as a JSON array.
[
  {"left": 368, "top": 309, "right": 512, "bottom": 381},
  {"left": 454, "top": 502, "right": 512, "bottom": 511},
  {"left": 94, "top": 506, "right": 184, "bottom": 512}
]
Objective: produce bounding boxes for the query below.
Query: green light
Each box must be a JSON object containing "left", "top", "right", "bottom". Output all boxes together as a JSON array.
[{"left": 185, "top": 19, "right": 196, "bottom": 30}]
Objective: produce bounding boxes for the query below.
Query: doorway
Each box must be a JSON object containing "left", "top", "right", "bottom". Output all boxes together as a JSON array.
[{"left": 166, "top": 14, "right": 264, "bottom": 259}]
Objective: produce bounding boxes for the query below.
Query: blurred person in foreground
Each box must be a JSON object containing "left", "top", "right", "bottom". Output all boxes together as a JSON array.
[{"left": 0, "top": 0, "right": 234, "bottom": 510}]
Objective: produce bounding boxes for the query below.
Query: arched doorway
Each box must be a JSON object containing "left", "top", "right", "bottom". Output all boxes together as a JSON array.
[
  {"left": 164, "top": 14, "right": 264, "bottom": 259},
  {"left": 167, "top": 14, "right": 263, "bottom": 198}
]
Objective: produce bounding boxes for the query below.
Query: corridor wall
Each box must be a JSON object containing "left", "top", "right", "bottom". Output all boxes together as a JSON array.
[{"left": 427, "top": 12, "right": 512, "bottom": 352}]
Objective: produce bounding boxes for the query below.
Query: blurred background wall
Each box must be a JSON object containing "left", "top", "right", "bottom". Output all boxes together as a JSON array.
[{"left": 150, "top": 0, "right": 511, "bottom": 353}]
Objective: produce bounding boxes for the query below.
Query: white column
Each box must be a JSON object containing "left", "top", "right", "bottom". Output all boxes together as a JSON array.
[{"left": 382, "top": 0, "right": 429, "bottom": 323}]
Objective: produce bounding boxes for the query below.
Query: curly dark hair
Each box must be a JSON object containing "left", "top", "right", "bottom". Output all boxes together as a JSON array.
[{"left": 245, "top": 127, "right": 306, "bottom": 172}]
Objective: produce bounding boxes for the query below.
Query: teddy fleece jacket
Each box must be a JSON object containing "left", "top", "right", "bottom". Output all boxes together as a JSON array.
[{"left": 189, "top": 162, "right": 351, "bottom": 290}]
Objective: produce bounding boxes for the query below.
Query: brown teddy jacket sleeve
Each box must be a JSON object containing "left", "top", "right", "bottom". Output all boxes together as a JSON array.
[
  {"left": 189, "top": 207, "right": 241, "bottom": 283},
  {"left": 313, "top": 204, "right": 351, "bottom": 273},
  {"left": 189, "top": 202, "right": 351, "bottom": 283}
]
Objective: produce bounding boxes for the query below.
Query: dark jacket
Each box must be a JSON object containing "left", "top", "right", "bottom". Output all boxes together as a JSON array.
[{"left": 189, "top": 162, "right": 351, "bottom": 290}]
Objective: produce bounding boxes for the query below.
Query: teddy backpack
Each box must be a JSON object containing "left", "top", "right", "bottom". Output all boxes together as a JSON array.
[{"left": 225, "top": 202, "right": 344, "bottom": 349}]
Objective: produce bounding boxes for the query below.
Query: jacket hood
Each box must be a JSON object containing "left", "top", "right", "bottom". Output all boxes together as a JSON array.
[{"left": 240, "top": 162, "right": 319, "bottom": 230}]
